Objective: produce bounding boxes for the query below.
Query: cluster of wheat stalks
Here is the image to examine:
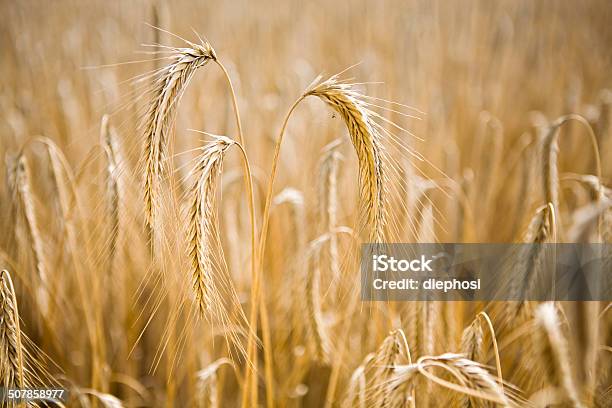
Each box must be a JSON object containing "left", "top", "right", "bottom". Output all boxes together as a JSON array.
[{"left": 0, "top": 0, "right": 611, "bottom": 407}]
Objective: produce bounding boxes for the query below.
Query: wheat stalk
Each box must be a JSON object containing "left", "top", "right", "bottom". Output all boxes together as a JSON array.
[{"left": 541, "top": 125, "right": 561, "bottom": 216}]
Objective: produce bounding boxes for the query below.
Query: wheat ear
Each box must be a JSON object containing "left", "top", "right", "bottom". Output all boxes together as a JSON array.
[
  {"left": 318, "top": 140, "right": 343, "bottom": 288},
  {"left": 417, "top": 353, "right": 511, "bottom": 406},
  {"left": 101, "top": 115, "right": 120, "bottom": 274},
  {"left": 513, "top": 203, "right": 555, "bottom": 315},
  {"left": 305, "top": 75, "right": 388, "bottom": 242},
  {"left": 461, "top": 318, "right": 484, "bottom": 364},
  {"left": 10, "top": 155, "right": 48, "bottom": 303},
  {"left": 0, "top": 269, "right": 25, "bottom": 388},
  {"left": 368, "top": 329, "right": 411, "bottom": 407},
  {"left": 196, "top": 358, "right": 234, "bottom": 408},
  {"left": 458, "top": 312, "right": 504, "bottom": 407},
  {"left": 143, "top": 39, "right": 216, "bottom": 229},
  {"left": 387, "top": 352, "right": 513, "bottom": 407},
  {"left": 82, "top": 389, "right": 125, "bottom": 408},
  {"left": 343, "top": 354, "right": 372, "bottom": 408},
  {"left": 534, "top": 303, "right": 584, "bottom": 407},
  {"left": 188, "top": 135, "right": 235, "bottom": 316},
  {"left": 304, "top": 238, "right": 332, "bottom": 364}
]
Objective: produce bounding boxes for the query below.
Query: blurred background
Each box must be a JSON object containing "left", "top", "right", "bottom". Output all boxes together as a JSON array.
[{"left": 0, "top": 0, "right": 611, "bottom": 406}]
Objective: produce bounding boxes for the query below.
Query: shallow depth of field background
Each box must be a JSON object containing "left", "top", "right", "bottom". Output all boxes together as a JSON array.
[{"left": 0, "top": 0, "right": 611, "bottom": 407}]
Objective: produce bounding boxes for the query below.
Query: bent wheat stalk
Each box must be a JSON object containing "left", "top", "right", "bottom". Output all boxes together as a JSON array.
[
  {"left": 541, "top": 114, "right": 602, "bottom": 233},
  {"left": 245, "top": 72, "right": 392, "bottom": 408}
]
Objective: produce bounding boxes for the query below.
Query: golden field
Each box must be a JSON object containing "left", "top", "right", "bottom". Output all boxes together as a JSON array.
[{"left": 0, "top": 0, "right": 611, "bottom": 406}]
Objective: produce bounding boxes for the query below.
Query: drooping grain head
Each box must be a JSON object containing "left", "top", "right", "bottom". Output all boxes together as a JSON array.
[
  {"left": 305, "top": 76, "right": 388, "bottom": 243},
  {"left": 0, "top": 269, "right": 24, "bottom": 388},
  {"left": 510, "top": 204, "right": 555, "bottom": 316},
  {"left": 523, "top": 203, "right": 554, "bottom": 244},
  {"left": 12, "top": 155, "right": 48, "bottom": 292},
  {"left": 535, "top": 302, "right": 584, "bottom": 408},
  {"left": 461, "top": 318, "right": 484, "bottom": 363},
  {"left": 419, "top": 354, "right": 510, "bottom": 406},
  {"left": 343, "top": 359, "right": 369, "bottom": 408},
  {"left": 188, "top": 135, "right": 235, "bottom": 316},
  {"left": 143, "top": 39, "right": 216, "bottom": 230},
  {"left": 196, "top": 358, "right": 233, "bottom": 408},
  {"left": 368, "top": 329, "right": 408, "bottom": 406}
]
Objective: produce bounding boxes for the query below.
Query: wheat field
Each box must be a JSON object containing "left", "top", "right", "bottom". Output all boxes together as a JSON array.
[{"left": 0, "top": 0, "right": 611, "bottom": 407}]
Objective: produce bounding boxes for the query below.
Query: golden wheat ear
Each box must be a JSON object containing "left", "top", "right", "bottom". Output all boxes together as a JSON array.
[
  {"left": 366, "top": 329, "right": 411, "bottom": 406},
  {"left": 317, "top": 139, "right": 343, "bottom": 288},
  {"left": 305, "top": 76, "right": 388, "bottom": 242},
  {"left": 8, "top": 154, "right": 50, "bottom": 315},
  {"left": 196, "top": 358, "right": 235, "bottom": 408},
  {"left": 0, "top": 269, "right": 25, "bottom": 388},
  {"left": 187, "top": 135, "right": 235, "bottom": 316},
  {"left": 142, "top": 37, "right": 216, "bottom": 231},
  {"left": 101, "top": 115, "right": 121, "bottom": 274},
  {"left": 535, "top": 303, "right": 585, "bottom": 408}
]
